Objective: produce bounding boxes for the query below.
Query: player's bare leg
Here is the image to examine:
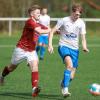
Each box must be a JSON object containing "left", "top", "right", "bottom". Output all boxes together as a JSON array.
[{"left": 0, "top": 64, "right": 17, "bottom": 85}]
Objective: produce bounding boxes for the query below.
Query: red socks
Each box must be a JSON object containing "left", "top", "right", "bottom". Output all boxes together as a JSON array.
[
  {"left": 2, "top": 67, "right": 39, "bottom": 88},
  {"left": 31, "top": 72, "right": 39, "bottom": 88},
  {"left": 2, "top": 66, "right": 10, "bottom": 77}
]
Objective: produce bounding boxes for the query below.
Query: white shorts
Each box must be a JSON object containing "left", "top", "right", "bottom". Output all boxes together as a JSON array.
[{"left": 11, "top": 47, "right": 38, "bottom": 65}]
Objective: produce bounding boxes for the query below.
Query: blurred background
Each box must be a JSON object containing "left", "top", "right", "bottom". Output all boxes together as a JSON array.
[{"left": 0, "top": 0, "right": 100, "bottom": 35}]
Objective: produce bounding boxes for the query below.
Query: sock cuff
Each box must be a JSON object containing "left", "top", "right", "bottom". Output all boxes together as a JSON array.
[
  {"left": 32, "top": 71, "right": 38, "bottom": 74},
  {"left": 64, "top": 70, "right": 71, "bottom": 74}
]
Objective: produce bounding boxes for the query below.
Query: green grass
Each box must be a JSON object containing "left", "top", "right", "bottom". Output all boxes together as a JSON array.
[{"left": 0, "top": 34, "right": 100, "bottom": 100}]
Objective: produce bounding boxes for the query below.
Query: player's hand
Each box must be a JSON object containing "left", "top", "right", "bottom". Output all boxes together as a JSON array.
[
  {"left": 48, "top": 45, "right": 54, "bottom": 54},
  {"left": 83, "top": 48, "right": 89, "bottom": 52}
]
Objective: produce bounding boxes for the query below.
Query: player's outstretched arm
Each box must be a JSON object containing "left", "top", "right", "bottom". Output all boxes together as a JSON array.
[
  {"left": 35, "top": 26, "right": 51, "bottom": 34},
  {"left": 81, "top": 34, "right": 89, "bottom": 52},
  {"left": 48, "top": 26, "right": 57, "bottom": 54}
]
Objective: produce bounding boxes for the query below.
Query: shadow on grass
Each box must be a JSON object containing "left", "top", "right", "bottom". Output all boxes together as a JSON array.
[
  {"left": 38, "top": 93, "right": 65, "bottom": 100},
  {"left": 0, "top": 92, "right": 66, "bottom": 100},
  {"left": 0, "top": 92, "right": 31, "bottom": 99}
]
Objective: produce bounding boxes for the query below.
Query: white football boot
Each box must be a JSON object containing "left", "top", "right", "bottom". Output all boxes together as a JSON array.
[
  {"left": 61, "top": 87, "right": 71, "bottom": 97},
  {"left": 61, "top": 81, "right": 71, "bottom": 97}
]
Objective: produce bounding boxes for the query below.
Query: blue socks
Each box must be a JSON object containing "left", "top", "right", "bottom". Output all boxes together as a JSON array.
[
  {"left": 36, "top": 46, "right": 40, "bottom": 53},
  {"left": 36, "top": 46, "right": 46, "bottom": 59},
  {"left": 40, "top": 46, "right": 45, "bottom": 58},
  {"left": 63, "top": 70, "right": 71, "bottom": 87}
]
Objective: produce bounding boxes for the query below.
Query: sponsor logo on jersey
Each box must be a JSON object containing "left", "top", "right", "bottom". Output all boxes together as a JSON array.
[{"left": 65, "top": 33, "right": 77, "bottom": 38}]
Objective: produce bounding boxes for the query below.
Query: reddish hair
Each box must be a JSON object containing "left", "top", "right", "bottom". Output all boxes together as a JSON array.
[
  {"left": 72, "top": 3, "right": 83, "bottom": 13},
  {"left": 28, "top": 5, "right": 41, "bottom": 14}
]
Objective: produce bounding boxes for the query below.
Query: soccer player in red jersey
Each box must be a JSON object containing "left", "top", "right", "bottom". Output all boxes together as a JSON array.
[{"left": 0, "top": 5, "right": 51, "bottom": 97}]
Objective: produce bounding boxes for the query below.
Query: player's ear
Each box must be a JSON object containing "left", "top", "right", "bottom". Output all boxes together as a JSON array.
[{"left": 30, "top": 11, "right": 34, "bottom": 17}]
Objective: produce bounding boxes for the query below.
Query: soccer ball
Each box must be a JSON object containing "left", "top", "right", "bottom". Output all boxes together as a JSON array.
[{"left": 89, "top": 83, "right": 100, "bottom": 96}]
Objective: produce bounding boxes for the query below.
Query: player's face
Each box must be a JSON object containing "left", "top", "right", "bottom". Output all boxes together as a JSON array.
[
  {"left": 31, "top": 9, "right": 40, "bottom": 20},
  {"left": 71, "top": 10, "right": 81, "bottom": 21},
  {"left": 41, "top": 9, "right": 47, "bottom": 15}
]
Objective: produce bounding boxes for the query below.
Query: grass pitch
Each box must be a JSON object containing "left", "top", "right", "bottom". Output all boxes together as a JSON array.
[{"left": 0, "top": 34, "right": 100, "bottom": 100}]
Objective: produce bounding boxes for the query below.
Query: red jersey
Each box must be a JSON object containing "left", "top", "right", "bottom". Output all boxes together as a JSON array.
[{"left": 16, "top": 18, "right": 41, "bottom": 51}]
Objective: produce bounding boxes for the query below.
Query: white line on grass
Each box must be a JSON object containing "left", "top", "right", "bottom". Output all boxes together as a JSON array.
[
  {"left": 0, "top": 45, "right": 15, "bottom": 47},
  {"left": 0, "top": 44, "right": 100, "bottom": 48}
]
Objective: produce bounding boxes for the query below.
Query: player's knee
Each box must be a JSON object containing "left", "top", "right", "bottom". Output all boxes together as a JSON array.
[
  {"left": 42, "top": 44, "right": 46, "bottom": 47},
  {"left": 66, "top": 66, "right": 72, "bottom": 70},
  {"left": 39, "top": 43, "right": 42, "bottom": 46}
]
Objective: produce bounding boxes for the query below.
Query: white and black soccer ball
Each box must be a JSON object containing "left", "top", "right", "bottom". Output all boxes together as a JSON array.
[{"left": 89, "top": 83, "right": 100, "bottom": 96}]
